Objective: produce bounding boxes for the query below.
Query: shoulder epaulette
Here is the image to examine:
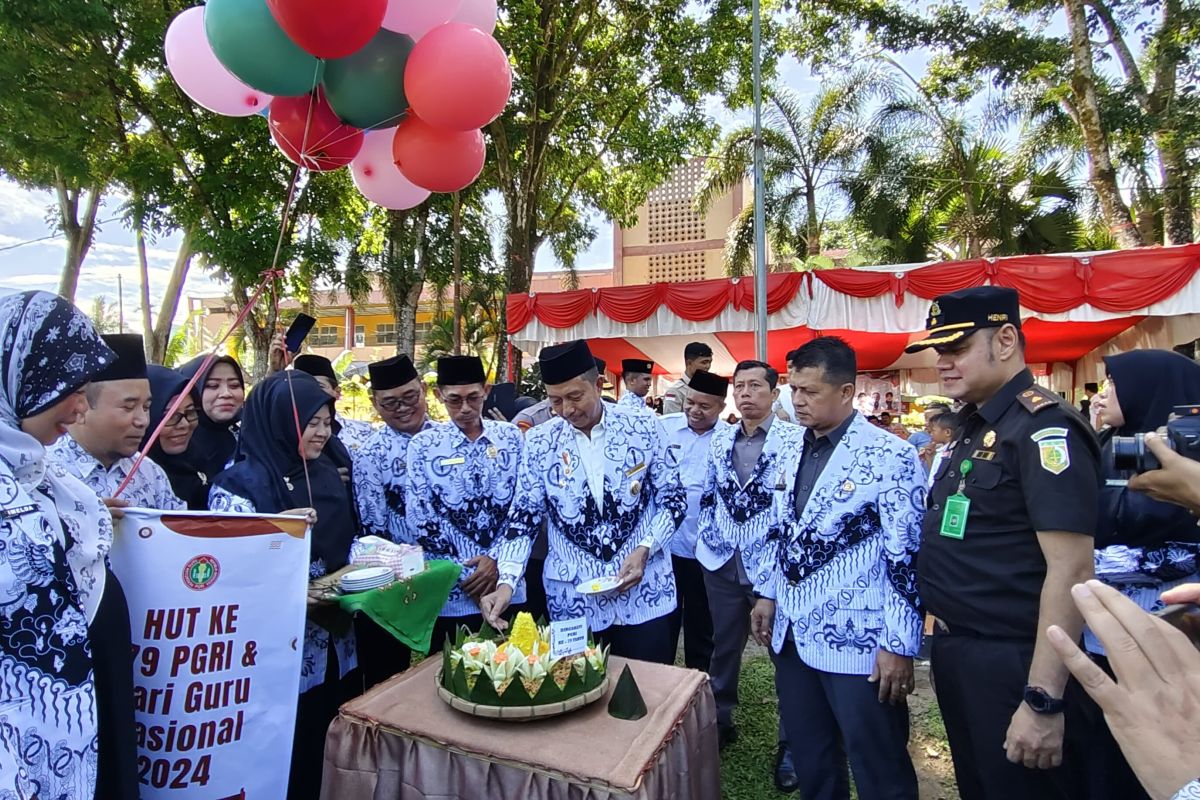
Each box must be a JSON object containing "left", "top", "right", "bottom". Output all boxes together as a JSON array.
[{"left": 1017, "top": 385, "right": 1059, "bottom": 414}]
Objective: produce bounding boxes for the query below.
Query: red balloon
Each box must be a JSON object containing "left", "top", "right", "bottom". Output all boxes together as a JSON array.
[
  {"left": 404, "top": 23, "right": 511, "bottom": 132},
  {"left": 267, "top": 0, "right": 387, "bottom": 59},
  {"left": 269, "top": 88, "right": 364, "bottom": 171},
  {"left": 392, "top": 115, "right": 485, "bottom": 192}
]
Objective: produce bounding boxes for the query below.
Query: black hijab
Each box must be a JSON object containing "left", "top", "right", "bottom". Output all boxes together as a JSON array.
[
  {"left": 143, "top": 365, "right": 209, "bottom": 510},
  {"left": 1103, "top": 349, "right": 1200, "bottom": 436},
  {"left": 179, "top": 354, "right": 244, "bottom": 478},
  {"left": 212, "top": 372, "right": 358, "bottom": 571}
]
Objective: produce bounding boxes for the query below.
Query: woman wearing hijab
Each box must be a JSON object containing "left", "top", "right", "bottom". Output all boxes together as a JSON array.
[
  {"left": 1084, "top": 348, "right": 1200, "bottom": 800},
  {"left": 178, "top": 353, "right": 245, "bottom": 479},
  {"left": 144, "top": 365, "right": 209, "bottom": 509},
  {"left": 208, "top": 371, "right": 359, "bottom": 800},
  {"left": 0, "top": 290, "right": 134, "bottom": 799}
]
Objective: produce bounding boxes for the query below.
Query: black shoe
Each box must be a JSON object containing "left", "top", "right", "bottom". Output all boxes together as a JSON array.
[
  {"left": 774, "top": 743, "right": 799, "bottom": 793},
  {"left": 718, "top": 725, "right": 739, "bottom": 751}
]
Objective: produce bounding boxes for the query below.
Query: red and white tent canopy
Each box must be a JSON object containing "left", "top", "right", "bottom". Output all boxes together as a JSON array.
[{"left": 507, "top": 244, "right": 1200, "bottom": 393}]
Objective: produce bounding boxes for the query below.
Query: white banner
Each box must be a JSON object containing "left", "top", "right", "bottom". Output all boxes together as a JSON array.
[{"left": 111, "top": 509, "right": 311, "bottom": 800}]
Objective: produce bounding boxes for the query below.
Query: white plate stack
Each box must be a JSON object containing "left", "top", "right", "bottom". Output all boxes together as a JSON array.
[{"left": 340, "top": 566, "right": 395, "bottom": 594}]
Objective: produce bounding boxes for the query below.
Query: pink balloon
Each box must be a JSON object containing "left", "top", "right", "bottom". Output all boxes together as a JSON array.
[
  {"left": 405, "top": 24, "right": 511, "bottom": 131},
  {"left": 451, "top": 0, "right": 497, "bottom": 34},
  {"left": 164, "top": 7, "right": 273, "bottom": 117},
  {"left": 351, "top": 128, "right": 431, "bottom": 209},
  {"left": 381, "top": 0, "right": 462, "bottom": 38}
]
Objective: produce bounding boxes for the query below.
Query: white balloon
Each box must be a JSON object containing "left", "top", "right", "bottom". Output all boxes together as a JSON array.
[{"left": 451, "top": 0, "right": 497, "bottom": 35}]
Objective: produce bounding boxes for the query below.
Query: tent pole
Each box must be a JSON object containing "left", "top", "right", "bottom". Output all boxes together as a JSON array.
[{"left": 752, "top": 0, "right": 768, "bottom": 363}]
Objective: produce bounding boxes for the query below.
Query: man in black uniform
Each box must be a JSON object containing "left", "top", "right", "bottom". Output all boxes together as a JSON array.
[{"left": 908, "top": 287, "right": 1099, "bottom": 800}]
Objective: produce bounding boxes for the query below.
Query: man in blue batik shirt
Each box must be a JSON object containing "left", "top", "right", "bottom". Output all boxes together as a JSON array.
[
  {"left": 480, "top": 339, "right": 686, "bottom": 664},
  {"left": 406, "top": 355, "right": 526, "bottom": 651},
  {"left": 751, "top": 337, "right": 924, "bottom": 800},
  {"left": 353, "top": 354, "right": 436, "bottom": 544}
]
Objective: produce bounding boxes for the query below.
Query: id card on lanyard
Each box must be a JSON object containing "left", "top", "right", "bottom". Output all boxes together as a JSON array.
[{"left": 939, "top": 458, "right": 973, "bottom": 539}]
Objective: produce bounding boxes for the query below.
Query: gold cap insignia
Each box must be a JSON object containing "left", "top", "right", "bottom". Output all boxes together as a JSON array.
[{"left": 930, "top": 301, "right": 942, "bottom": 317}]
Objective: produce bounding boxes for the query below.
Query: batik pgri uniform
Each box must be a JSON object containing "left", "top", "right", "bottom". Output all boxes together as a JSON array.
[
  {"left": 498, "top": 403, "right": 686, "bottom": 634},
  {"left": 696, "top": 415, "right": 801, "bottom": 740},
  {"left": 753, "top": 410, "right": 924, "bottom": 800},
  {"left": 405, "top": 418, "right": 527, "bottom": 617},
  {"left": 353, "top": 420, "right": 436, "bottom": 543}
]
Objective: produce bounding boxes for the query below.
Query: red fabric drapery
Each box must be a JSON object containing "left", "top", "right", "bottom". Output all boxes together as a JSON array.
[{"left": 508, "top": 245, "right": 1200, "bottom": 333}]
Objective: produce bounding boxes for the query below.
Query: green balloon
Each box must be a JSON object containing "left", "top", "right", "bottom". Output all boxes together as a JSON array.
[
  {"left": 323, "top": 29, "right": 414, "bottom": 130},
  {"left": 205, "top": 0, "right": 325, "bottom": 97}
]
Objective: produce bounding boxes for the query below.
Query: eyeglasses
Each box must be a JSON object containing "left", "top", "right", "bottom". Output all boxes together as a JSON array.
[
  {"left": 165, "top": 408, "right": 199, "bottom": 427},
  {"left": 376, "top": 393, "right": 423, "bottom": 413},
  {"left": 441, "top": 393, "right": 487, "bottom": 410}
]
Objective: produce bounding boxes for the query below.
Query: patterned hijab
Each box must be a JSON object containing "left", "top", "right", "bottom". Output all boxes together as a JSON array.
[{"left": 0, "top": 291, "right": 116, "bottom": 800}]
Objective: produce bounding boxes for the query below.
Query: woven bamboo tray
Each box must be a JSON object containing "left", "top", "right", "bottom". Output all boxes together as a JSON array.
[{"left": 435, "top": 669, "right": 610, "bottom": 721}]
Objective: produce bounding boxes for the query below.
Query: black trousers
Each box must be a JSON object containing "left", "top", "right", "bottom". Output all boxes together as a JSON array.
[
  {"left": 931, "top": 634, "right": 1088, "bottom": 800},
  {"left": 595, "top": 614, "right": 675, "bottom": 664},
  {"left": 354, "top": 614, "right": 411, "bottom": 691},
  {"left": 290, "top": 645, "right": 359, "bottom": 800},
  {"left": 523, "top": 557, "right": 548, "bottom": 622},
  {"left": 91, "top": 569, "right": 138, "bottom": 800},
  {"left": 666, "top": 555, "right": 714, "bottom": 671},
  {"left": 772, "top": 645, "right": 917, "bottom": 800}
]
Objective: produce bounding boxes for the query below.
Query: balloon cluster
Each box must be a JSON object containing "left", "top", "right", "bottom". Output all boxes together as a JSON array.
[{"left": 164, "top": 0, "right": 509, "bottom": 209}]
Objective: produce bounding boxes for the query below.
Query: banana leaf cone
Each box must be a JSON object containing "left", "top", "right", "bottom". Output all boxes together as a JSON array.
[{"left": 607, "top": 664, "right": 647, "bottom": 720}]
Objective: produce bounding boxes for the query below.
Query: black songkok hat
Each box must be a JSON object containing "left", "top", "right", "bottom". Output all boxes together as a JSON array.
[
  {"left": 93, "top": 334, "right": 147, "bottom": 382},
  {"left": 437, "top": 355, "right": 486, "bottom": 386},
  {"left": 621, "top": 358, "right": 654, "bottom": 375},
  {"left": 540, "top": 340, "right": 597, "bottom": 386},
  {"left": 293, "top": 354, "right": 338, "bottom": 386},
  {"left": 689, "top": 370, "right": 729, "bottom": 399},
  {"left": 905, "top": 286, "right": 1022, "bottom": 354},
  {"left": 368, "top": 354, "right": 418, "bottom": 390}
]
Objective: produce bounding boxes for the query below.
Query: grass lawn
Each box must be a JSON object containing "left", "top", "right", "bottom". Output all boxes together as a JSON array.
[{"left": 720, "top": 656, "right": 958, "bottom": 800}]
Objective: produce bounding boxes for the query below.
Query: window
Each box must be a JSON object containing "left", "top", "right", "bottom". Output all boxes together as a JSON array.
[
  {"left": 312, "top": 325, "right": 339, "bottom": 347},
  {"left": 414, "top": 321, "right": 433, "bottom": 342},
  {"left": 354, "top": 325, "right": 365, "bottom": 347},
  {"left": 375, "top": 323, "right": 396, "bottom": 345}
]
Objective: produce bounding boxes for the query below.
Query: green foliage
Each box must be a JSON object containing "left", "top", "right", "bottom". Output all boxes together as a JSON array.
[{"left": 698, "top": 70, "right": 890, "bottom": 274}]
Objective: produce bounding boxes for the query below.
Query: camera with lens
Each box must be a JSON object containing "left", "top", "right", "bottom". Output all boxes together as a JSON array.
[{"left": 1112, "top": 404, "right": 1200, "bottom": 473}]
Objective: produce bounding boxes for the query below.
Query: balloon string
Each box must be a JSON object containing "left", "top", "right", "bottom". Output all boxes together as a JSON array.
[{"left": 116, "top": 65, "right": 323, "bottom": 500}]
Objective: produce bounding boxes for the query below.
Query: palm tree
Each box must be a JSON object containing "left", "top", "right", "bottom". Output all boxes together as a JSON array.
[
  {"left": 841, "top": 59, "right": 1083, "bottom": 260},
  {"left": 695, "top": 69, "right": 890, "bottom": 275}
]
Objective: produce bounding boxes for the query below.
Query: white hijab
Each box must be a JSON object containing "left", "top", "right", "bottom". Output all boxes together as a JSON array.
[{"left": 0, "top": 291, "right": 116, "bottom": 800}]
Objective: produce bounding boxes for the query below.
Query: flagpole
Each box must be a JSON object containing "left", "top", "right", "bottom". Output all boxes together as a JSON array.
[{"left": 751, "top": 0, "right": 768, "bottom": 362}]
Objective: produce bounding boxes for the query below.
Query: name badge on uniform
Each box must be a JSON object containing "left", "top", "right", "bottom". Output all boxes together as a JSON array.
[
  {"left": 440, "top": 456, "right": 466, "bottom": 466},
  {"left": 939, "top": 459, "right": 973, "bottom": 540},
  {"left": 0, "top": 503, "right": 37, "bottom": 520},
  {"left": 625, "top": 463, "right": 647, "bottom": 478}
]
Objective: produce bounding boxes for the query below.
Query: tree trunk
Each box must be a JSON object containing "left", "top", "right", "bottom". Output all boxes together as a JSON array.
[
  {"left": 135, "top": 220, "right": 153, "bottom": 350},
  {"left": 804, "top": 178, "right": 821, "bottom": 256},
  {"left": 148, "top": 229, "right": 195, "bottom": 365},
  {"left": 391, "top": 209, "right": 429, "bottom": 360},
  {"left": 1157, "top": 133, "right": 1193, "bottom": 244},
  {"left": 54, "top": 172, "right": 103, "bottom": 302},
  {"left": 452, "top": 192, "right": 463, "bottom": 355},
  {"left": 500, "top": 210, "right": 539, "bottom": 382},
  {"left": 1062, "top": 0, "right": 1143, "bottom": 248}
]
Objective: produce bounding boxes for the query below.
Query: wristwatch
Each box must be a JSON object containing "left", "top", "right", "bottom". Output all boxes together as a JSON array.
[{"left": 1023, "top": 685, "right": 1066, "bottom": 714}]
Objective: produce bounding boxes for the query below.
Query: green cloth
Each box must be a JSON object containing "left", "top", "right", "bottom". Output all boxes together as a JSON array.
[{"left": 337, "top": 560, "right": 463, "bottom": 652}]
